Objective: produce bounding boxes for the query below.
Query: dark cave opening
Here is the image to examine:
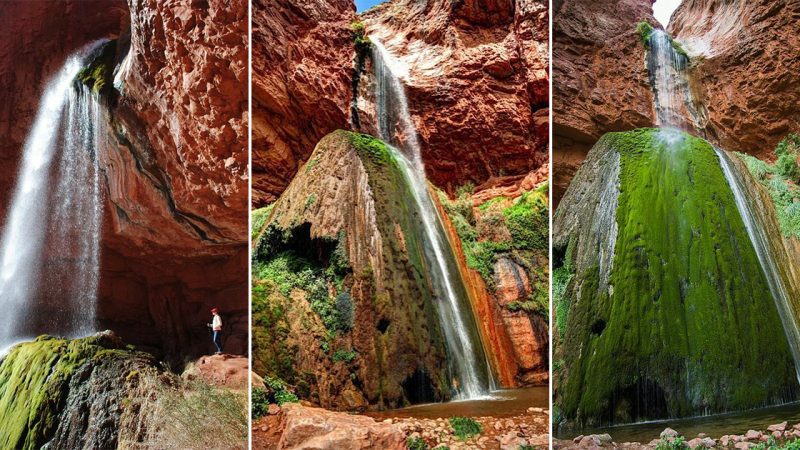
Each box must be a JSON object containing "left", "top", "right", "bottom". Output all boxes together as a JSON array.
[
  {"left": 606, "top": 378, "right": 669, "bottom": 424},
  {"left": 401, "top": 368, "right": 438, "bottom": 405}
]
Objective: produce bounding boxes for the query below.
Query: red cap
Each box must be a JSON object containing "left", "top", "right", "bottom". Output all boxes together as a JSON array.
[{"left": 211, "top": 307, "right": 219, "bottom": 314}]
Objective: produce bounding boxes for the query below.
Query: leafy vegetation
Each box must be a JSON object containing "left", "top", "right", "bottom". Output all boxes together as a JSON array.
[
  {"left": 449, "top": 417, "right": 482, "bottom": 440},
  {"left": 655, "top": 436, "right": 687, "bottom": 450},
  {"left": 251, "top": 205, "right": 274, "bottom": 241},
  {"left": 351, "top": 20, "right": 372, "bottom": 56},
  {"left": 332, "top": 348, "right": 357, "bottom": 363},
  {"left": 407, "top": 437, "right": 429, "bottom": 450},
  {"left": 737, "top": 133, "right": 800, "bottom": 238},
  {"left": 636, "top": 21, "right": 654, "bottom": 46}
]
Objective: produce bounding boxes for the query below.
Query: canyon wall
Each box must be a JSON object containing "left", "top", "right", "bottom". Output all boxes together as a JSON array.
[
  {"left": 251, "top": 0, "right": 355, "bottom": 205},
  {"left": 670, "top": 0, "right": 800, "bottom": 160},
  {"left": 359, "top": 0, "right": 549, "bottom": 195},
  {"left": 0, "top": 1, "right": 249, "bottom": 362},
  {"left": 552, "top": 0, "right": 656, "bottom": 205}
]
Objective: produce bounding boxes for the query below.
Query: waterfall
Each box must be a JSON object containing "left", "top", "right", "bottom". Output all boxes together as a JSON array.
[
  {"left": 0, "top": 46, "right": 105, "bottom": 349},
  {"left": 647, "top": 30, "right": 702, "bottom": 130},
  {"left": 370, "top": 37, "right": 494, "bottom": 399},
  {"left": 715, "top": 148, "right": 800, "bottom": 381}
]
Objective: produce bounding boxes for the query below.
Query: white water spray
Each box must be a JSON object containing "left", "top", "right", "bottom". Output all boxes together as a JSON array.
[
  {"left": 371, "top": 37, "right": 494, "bottom": 399},
  {"left": 0, "top": 46, "right": 105, "bottom": 349},
  {"left": 715, "top": 148, "right": 800, "bottom": 381}
]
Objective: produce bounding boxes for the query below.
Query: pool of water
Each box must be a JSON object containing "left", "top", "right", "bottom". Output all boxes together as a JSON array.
[
  {"left": 368, "top": 386, "right": 549, "bottom": 420},
  {"left": 557, "top": 403, "right": 800, "bottom": 443}
]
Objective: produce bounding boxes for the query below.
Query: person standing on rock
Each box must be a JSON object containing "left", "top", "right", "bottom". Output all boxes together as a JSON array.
[{"left": 209, "top": 307, "right": 223, "bottom": 354}]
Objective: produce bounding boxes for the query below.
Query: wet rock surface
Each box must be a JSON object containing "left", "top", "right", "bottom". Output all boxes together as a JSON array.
[
  {"left": 669, "top": 0, "right": 800, "bottom": 160},
  {"left": 552, "top": 0, "right": 657, "bottom": 205},
  {"left": 359, "top": 0, "right": 549, "bottom": 196}
]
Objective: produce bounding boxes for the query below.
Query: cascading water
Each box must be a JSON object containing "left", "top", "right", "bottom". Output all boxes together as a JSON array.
[
  {"left": 0, "top": 45, "right": 105, "bottom": 350},
  {"left": 715, "top": 148, "right": 800, "bottom": 381},
  {"left": 647, "top": 29, "right": 704, "bottom": 130},
  {"left": 370, "top": 37, "right": 494, "bottom": 399},
  {"left": 646, "top": 28, "right": 800, "bottom": 380}
]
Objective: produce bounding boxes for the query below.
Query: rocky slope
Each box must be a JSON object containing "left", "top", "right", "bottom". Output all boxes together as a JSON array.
[
  {"left": 0, "top": 332, "right": 158, "bottom": 449},
  {"left": 0, "top": 1, "right": 249, "bottom": 362},
  {"left": 669, "top": 0, "right": 800, "bottom": 160},
  {"left": 358, "top": 0, "right": 549, "bottom": 195},
  {"left": 552, "top": 0, "right": 657, "bottom": 205},
  {"left": 253, "top": 130, "right": 451, "bottom": 409},
  {"left": 553, "top": 129, "right": 799, "bottom": 429},
  {"left": 251, "top": 0, "right": 355, "bottom": 205}
]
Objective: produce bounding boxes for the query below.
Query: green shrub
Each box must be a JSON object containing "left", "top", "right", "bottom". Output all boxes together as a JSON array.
[
  {"left": 407, "top": 437, "right": 428, "bottom": 450},
  {"left": 350, "top": 21, "right": 372, "bottom": 55},
  {"left": 636, "top": 21, "right": 654, "bottom": 46},
  {"left": 738, "top": 148, "right": 800, "bottom": 238},
  {"left": 503, "top": 191, "right": 548, "bottom": 250},
  {"left": 332, "top": 348, "right": 357, "bottom": 363},
  {"left": 449, "top": 417, "right": 481, "bottom": 440},
  {"left": 775, "top": 133, "right": 800, "bottom": 157},
  {"left": 335, "top": 291, "right": 354, "bottom": 331},
  {"left": 777, "top": 152, "right": 800, "bottom": 183},
  {"left": 655, "top": 436, "right": 687, "bottom": 450},
  {"left": 262, "top": 376, "right": 299, "bottom": 406},
  {"left": 251, "top": 387, "right": 269, "bottom": 418}
]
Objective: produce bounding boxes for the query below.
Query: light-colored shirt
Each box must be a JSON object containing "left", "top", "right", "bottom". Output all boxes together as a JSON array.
[{"left": 212, "top": 314, "right": 222, "bottom": 331}]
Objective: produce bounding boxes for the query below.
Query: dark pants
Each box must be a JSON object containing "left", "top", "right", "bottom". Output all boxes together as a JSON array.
[{"left": 212, "top": 330, "right": 222, "bottom": 353}]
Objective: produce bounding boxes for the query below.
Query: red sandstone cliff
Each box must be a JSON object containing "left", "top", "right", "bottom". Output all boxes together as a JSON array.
[
  {"left": 552, "top": 0, "right": 656, "bottom": 205},
  {"left": 251, "top": 0, "right": 356, "bottom": 205},
  {"left": 359, "top": 0, "right": 549, "bottom": 195},
  {"left": 0, "top": 1, "right": 249, "bottom": 361},
  {"left": 670, "top": 0, "right": 800, "bottom": 159}
]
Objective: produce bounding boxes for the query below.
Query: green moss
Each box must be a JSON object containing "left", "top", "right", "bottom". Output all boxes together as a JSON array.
[
  {"left": 553, "top": 238, "right": 575, "bottom": 338},
  {"left": 0, "top": 335, "right": 137, "bottom": 449},
  {"left": 76, "top": 40, "right": 117, "bottom": 95},
  {"left": 348, "top": 132, "right": 395, "bottom": 166},
  {"left": 670, "top": 39, "right": 689, "bottom": 58},
  {"left": 251, "top": 205, "right": 274, "bottom": 241},
  {"left": 503, "top": 190, "right": 549, "bottom": 250},
  {"left": 305, "top": 194, "right": 317, "bottom": 210},
  {"left": 557, "top": 128, "right": 798, "bottom": 427},
  {"left": 636, "top": 21, "right": 655, "bottom": 46}
]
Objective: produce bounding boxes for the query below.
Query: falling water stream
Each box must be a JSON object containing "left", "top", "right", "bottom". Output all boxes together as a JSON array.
[
  {"left": 371, "top": 37, "right": 494, "bottom": 399},
  {"left": 0, "top": 45, "right": 105, "bottom": 350}
]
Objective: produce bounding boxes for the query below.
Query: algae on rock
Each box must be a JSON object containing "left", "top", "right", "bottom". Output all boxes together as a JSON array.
[{"left": 554, "top": 128, "right": 799, "bottom": 429}]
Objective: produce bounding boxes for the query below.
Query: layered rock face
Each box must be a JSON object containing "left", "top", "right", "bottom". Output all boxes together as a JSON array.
[
  {"left": 553, "top": 129, "right": 799, "bottom": 429},
  {"left": 0, "top": 1, "right": 249, "bottom": 362},
  {"left": 253, "top": 131, "right": 451, "bottom": 410},
  {"left": 358, "top": 0, "right": 549, "bottom": 195},
  {"left": 437, "top": 183, "right": 550, "bottom": 387},
  {"left": 552, "top": 0, "right": 657, "bottom": 205},
  {"left": 669, "top": 0, "right": 800, "bottom": 160},
  {"left": 251, "top": 0, "right": 355, "bottom": 205}
]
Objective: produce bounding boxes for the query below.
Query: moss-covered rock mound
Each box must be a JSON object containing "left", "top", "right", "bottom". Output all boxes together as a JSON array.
[
  {"left": 553, "top": 128, "right": 799, "bottom": 429},
  {"left": 0, "top": 332, "right": 157, "bottom": 449},
  {"left": 252, "top": 130, "right": 449, "bottom": 410}
]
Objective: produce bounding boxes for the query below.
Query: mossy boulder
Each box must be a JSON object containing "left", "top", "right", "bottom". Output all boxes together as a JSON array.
[
  {"left": 554, "top": 128, "right": 799, "bottom": 429},
  {"left": 0, "top": 332, "right": 157, "bottom": 449},
  {"left": 252, "top": 130, "right": 450, "bottom": 409}
]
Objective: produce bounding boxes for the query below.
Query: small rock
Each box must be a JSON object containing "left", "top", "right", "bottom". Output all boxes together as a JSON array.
[
  {"left": 267, "top": 404, "right": 281, "bottom": 415},
  {"left": 769, "top": 422, "right": 788, "bottom": 432},
  {"left": 661, "top": 428, "right": 679, "bottom": 440},
  {"left": 382, "top": 418, "right": 393, "bottom": 425},
  {"left": 745, "top": 430, "right": 761, "bottom": 441},
  {"left": 649, "top": 439, "right": 662, "bottom": 446},
  {"left": 260, "top": 426, "right": 268, "bottom": 432},
  {"left": 574, "top": 435, "right": 585, "bottom": 443},
  {"left": 698, "top": 433, "right": 708, "bottom": 439},
  {"left": 773, "top": 431, "right": 783, "bottom": 439},
  {"left": 597, "top": 434, "right": 613, "bottom": 444},
  {"left": 735, "top": 442, "right": 752, "bottom": 450}
]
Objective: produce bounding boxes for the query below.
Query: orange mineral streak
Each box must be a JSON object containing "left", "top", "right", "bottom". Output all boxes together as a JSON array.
[{"left": 431, "top": 187, "right": 520, "bottom": 388}]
